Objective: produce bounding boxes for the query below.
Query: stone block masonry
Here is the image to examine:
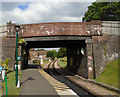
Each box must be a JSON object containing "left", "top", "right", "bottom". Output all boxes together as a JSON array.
[
  {"left": 92, "top": 34, "right": 120, "bottom": 77},
  {"left": 102, "top": 21, "right": 120, "bottom": 35},
  {"left": 0, "top": 36, "right": 2, "bottom": 61},
  {"left": 2, "top": 37, "right": 16, "bottom": 69},
  {"left": 92, "top": 21, "right": 120, "bottom": 77}
]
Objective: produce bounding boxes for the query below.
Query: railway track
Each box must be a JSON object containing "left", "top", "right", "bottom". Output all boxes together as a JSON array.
[{"left": 44, "top": 61, "right": 96, "bottom": 97}]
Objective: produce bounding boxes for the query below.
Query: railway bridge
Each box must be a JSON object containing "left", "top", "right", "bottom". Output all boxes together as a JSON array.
[{"left": 2, "top": 20, "right": 120, "bottom": 79}]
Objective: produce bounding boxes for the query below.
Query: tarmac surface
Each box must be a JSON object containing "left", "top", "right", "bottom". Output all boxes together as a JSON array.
[{"left": 20, "top": 64, "right": 58, "bottom": 96}]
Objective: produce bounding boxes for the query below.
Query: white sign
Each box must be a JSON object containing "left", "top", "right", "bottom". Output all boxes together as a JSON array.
[
  {"left": 17, "top": 56, "right": 21, "bottom": 61},
  {"left": 89, "top": 67, "right": 92, "bottom": 71},
  {"left": 15, "top": 64, "right": 20, "bottom": 70}
]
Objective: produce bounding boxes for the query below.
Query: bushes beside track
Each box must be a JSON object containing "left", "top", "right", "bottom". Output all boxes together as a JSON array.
[{"left": 58, "top": 57, "right": 67, "bottom": 68}]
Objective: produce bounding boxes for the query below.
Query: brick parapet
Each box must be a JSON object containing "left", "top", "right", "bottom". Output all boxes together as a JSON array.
[{"left": 6, "top": 20, "right": 102, "bottom": 38}]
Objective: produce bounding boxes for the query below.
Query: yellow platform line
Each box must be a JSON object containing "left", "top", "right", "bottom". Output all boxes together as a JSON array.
[
  {"left": 54, "top": 86, "right": 68, "bottom": 88},
  {"left": 39, "top": 69, "right": 71, "bottom": 92},
  {"left": 56, "top": 89, "right": 70, "bottom": 91},
  {"left": 54, "top": 86, "right": 69, "bottom": 88}
]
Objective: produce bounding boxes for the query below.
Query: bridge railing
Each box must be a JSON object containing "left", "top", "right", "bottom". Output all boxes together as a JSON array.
[{"left": 6, "top": 20, "right": 102, "bottom": 38}]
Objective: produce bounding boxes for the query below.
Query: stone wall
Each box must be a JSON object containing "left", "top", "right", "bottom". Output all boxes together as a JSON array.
[
  {"left": 92, "top": 21, "right": 120, "bottom": 77},
  {"left": 2, "top": 37, "right": 16, "bottom": 69},
  {"left": 0, "top": 36, "right": 2, "bottom": 61},
  {"left": 92, "top": 34, "right": 120, "bottom": 77},
  {"left": 67, "top": 43, "right": 88, "bottom": 79},
  {"left": 77, "top": 47, "right": 88, "bottom": 79},
  {"left": 0, "top": 25, "right": 7, "bottom": 61},
  {"left": 102, "top": 21, "right": 120, "bottom": 35}
]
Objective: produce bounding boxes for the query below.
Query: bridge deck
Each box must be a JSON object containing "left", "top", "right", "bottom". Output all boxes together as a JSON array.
[{"left": 6, "top": 20, "right": 102, "bottom": 38}]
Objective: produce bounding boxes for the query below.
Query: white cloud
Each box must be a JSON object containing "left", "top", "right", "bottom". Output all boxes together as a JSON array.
[
  {"left": 2, "top": 0, "right": 96, "bottom": 2},
  {"left": 43, "top": 48, "right": 59, "bottom": 51},
  {"left": 2, "top": 2, "right": 92, "bottom": 24},
  {"left": 61, "top": 16, "right": 83, "bottom": 22},
  {"left": 34, "top": 48, "right": 60, "bottom": 51}
]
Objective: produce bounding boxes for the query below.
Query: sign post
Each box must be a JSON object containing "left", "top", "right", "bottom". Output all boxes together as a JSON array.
[{"left": 15, "top": 24, "right": 20, "bottom": 87}]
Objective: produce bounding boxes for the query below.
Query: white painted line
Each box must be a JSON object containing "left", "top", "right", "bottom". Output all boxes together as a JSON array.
[{"left": 69, "top": 90, "right": 79, "bottom": 97}]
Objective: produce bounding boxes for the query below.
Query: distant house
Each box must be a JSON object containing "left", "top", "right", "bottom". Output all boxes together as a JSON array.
[
  {"left": 29, "top": 49, "right": 47, "bottom": 60},
  {"left": 38, "top": 51, "right": 47, "bottom": 59}
]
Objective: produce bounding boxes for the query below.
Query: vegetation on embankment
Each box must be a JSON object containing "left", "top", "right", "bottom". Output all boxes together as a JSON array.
[
  {"left": 2, "top": 70, "right": 22, "bottom": 95},
  {"left": 37, "top": 60, "right": 49, "bottom": 67},
  {"left": 46, "top": 48, "right": 67, "bottom": 60},
  {"left": 58, "top": 57, "right": 67, "bottom": 68},
  {"left": 94, "top": 59, "right": 120, "bottom": 89}
]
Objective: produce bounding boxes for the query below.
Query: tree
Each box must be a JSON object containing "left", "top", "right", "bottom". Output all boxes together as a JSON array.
[
  {"left": 37, "top": 49, "right": 44, "bottom": 51},
  {"left": 6, "top": 20, "right": 12, "bottom": 24},
  {"left": 57, "top": 48, "right": 67, "bottom": 58},
  {"left": 46, "top": 50, "right": 57, "bottom": 60},
  {"left": 82, "top": 2, "right": 120, "bottom": 22}
]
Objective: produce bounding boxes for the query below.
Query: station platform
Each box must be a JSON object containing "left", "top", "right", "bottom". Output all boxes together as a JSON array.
[
  {"left": 20, "top": 64, "right": 77, "bottom": 96},
  {"left": 20, "top": 65, "right": 58, "bottom": 96}
]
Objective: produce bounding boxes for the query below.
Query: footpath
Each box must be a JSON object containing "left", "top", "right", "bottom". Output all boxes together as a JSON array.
[{"left": 19, "top": 64, "right": 58, "bottom": 96}]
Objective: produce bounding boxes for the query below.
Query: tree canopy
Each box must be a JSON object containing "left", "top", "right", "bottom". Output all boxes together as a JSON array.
[
  {"left": 57, "top": 48, "right": 67, "bottom": 58},
  {"left": 6, "top": 20, "right": 12, "bottom": 24},
  {"left": 46, "top": 48, "right": 67, "bottom": 59},
  {"left": 46, "top": 50, "right": 57, "bottom": 60},
  {"left": 37, "top": 49, "right": 45, "bottom": 51},
  {"left": 82, "top": 2, "right": 120, "bottom": 22}
]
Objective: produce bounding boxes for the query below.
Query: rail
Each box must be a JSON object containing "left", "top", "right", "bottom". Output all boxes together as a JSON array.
[{"left": 45, "top": 61, "right": 95, "bottom": 97}]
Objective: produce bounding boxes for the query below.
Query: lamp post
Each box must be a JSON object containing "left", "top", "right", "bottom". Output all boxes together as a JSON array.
[{"left": 15, "top": 24, "right": 20, "bottom": 87}]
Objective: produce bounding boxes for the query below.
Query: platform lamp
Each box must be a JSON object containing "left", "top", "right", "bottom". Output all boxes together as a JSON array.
[{"left": 15, "top": 24, "right": 20, "bottom": 87}]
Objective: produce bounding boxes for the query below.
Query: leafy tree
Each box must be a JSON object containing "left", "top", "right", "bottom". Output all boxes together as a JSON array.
[
  {"left": 46, "top": 50, "right": 57, "bottom": 60},
  {"left": 82, "top": 2, "right": 120, "bottom": 22},
  {"left": 57, "top": 48, "right": 67, "bottom": 58},
  {"left": 0, "top": 60, "right": 4, "bottom": 66},
  {"left": 6, "top": 20, "right": 12, "bottom": 24},
  {"left": 37, "top": 49, "right": 45, "bottom": 51}
]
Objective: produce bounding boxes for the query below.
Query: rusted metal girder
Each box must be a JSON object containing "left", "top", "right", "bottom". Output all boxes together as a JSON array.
[{"left": 6, "top": 20, "right": 102, "bottom": 38}]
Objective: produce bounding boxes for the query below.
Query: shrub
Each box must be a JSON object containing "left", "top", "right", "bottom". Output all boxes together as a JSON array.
[
  {"left": 37, "top": 60, "right": 41, "bottom": 65},
  {"left": 4, "top": 58, "right": 9, "bottom": 68},
  {"left": 0, "top": 60, "right": 4, "bottom": 66},
  {"left": 0, "top": 58, "right": 9, "bottom": 70}
]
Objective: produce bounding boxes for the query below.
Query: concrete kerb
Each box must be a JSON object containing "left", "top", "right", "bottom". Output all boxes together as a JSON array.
[
  {"left": 88, "top": 79, "right": 120, "bottom": 93},
  {"left": 75, "top": 75, "right": 120, "bottom": 94},
  {"left": 56, "top": 61, "right": 120, "bottom": 95}
]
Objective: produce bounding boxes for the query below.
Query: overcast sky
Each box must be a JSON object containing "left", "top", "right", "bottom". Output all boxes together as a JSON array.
[
  {"left": 1, "top": 1, "right": 95, "bottom": 51},
  {"left": 1, "top": 1, "right": 95, "bottom": 24}
]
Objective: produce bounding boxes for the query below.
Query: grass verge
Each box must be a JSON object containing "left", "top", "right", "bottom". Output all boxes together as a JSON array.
[
  {"left": 94, "top": 59, "right": 120, "bottom": 89},
  {"left": 39, "top": 60, "right": 49, "bottom": 67},
  {"left": 2, "top": 70, "right": 22, "bottom": 96},
  {"left": 58, "top": 60, "right": 67, "bottom": 68}
]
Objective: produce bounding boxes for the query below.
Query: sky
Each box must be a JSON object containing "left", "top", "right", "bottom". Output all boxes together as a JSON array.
[
  {"left": 0, "top": 0, "right": 95, "bottom": 51},
  {"left": 1, "top": 1, "right": 96, "bottom": 24},
  {"left": 34, "top": 48, "right": 60, "bottom": 52}
]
